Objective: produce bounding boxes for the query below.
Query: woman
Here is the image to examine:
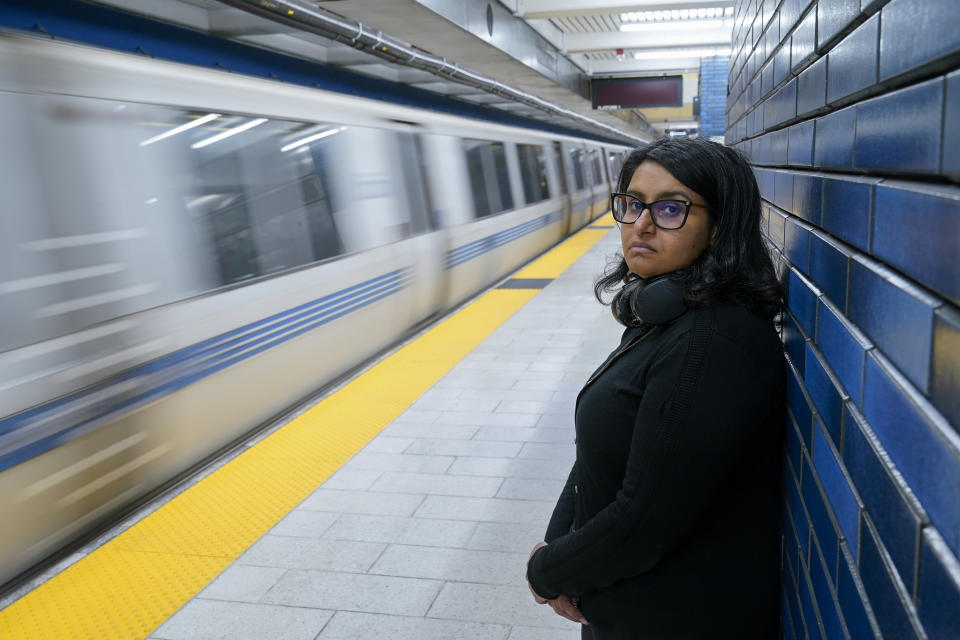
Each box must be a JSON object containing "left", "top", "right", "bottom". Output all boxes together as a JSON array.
[{"left": 526, "top": 137, "right": 785, "bottom": 639}]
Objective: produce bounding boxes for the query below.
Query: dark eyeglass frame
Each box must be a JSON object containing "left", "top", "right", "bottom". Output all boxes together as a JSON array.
[{"left": 610, "top": 192, "right": 705, "bottom": 229}]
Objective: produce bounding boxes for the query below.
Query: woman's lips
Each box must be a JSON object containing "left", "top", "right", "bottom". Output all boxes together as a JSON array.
[{"left": 629, "top": 242, "right": 656, "bottom": 254}]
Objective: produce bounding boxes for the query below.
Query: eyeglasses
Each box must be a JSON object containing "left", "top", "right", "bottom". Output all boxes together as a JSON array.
[{"left": 610, "top": 193, "right": 705, "bottom": 229}]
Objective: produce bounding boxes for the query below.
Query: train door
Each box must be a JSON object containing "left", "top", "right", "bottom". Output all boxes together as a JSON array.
[{"left": 553, "top": 141, "right": 574, "bottom": 235}]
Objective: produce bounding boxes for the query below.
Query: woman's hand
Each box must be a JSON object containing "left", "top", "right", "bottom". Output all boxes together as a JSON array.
[
  {"left": 527, "top": 541, "right": 549, "bottom": 604},
  {"left": 547, "top": 594, "right": 589, "bottom": 625},
  {"left": 527, "top": 542, "right": 590, "bottom": 625}
]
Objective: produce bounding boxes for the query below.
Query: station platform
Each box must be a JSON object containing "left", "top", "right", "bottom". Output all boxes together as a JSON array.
[{"left": 1, "top": 221, "right": 624, "bottom": 640}]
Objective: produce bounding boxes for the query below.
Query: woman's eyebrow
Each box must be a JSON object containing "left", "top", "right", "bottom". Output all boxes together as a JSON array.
[{"left": 655, "top": 190, "right": 692, "bottom": 200}]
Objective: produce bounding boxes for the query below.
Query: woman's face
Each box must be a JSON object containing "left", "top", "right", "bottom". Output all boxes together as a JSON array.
[{"left": 619, "top": 160, "right": 716, "bottom": 279}]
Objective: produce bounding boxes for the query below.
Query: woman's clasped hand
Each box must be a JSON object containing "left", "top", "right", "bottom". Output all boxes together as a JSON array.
[{"left": 526, "top": 541, "right": 590, "bottom": 625}]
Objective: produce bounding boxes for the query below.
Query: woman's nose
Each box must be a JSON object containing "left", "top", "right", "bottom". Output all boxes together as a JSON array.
[{"left": 632, "top": 207, "right": 656, "bottom": 231}]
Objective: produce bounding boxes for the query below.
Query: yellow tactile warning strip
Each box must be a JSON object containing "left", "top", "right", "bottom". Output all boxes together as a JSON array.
[{"left": 0, "top": 221, "right": 613, "bottom": 640}]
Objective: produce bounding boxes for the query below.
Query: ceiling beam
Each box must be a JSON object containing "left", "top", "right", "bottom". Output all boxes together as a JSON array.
[
  {"left": 563, "top": 28, "right": 731, "bottom": 53},
  {"left": 518, "top": 0, "right": 734, "bottom": 20},
  {"left": 589, "top": 57, "right": 705, "bottom": 74}
]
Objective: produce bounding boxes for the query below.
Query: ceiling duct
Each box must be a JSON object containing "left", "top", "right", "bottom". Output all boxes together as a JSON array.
[{"left": 216, "top": 0, "right": 650, "bottom": 143}]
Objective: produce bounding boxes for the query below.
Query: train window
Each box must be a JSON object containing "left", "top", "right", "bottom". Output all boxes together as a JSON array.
[
  {"left": 517, "top": 144, "right": 549, "bottom": 204},
  {"left": 568, "top": 147, "right": 586, "bottom": 190},
  {"left": 462, "top": 138, "right": 514, "bottom": 218},
  {"left": 590, "top": 149, "right": 603, "bottom": 186},
  {"left": 394, "top": 132, "right": 433, "bottom": 234}
]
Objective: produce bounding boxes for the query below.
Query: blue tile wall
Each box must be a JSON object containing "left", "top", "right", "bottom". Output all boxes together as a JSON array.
[
  {"left": 931, "top": 307, "right": 960, "bottom": 431},
  {"left": 859, "top": 517, "right": 924, "bottom": 638},
  {"left": 916, "top": 528, "right": 960, "bottom": 640},
  {"left": 873, "top": 182, "right": 960, "bottom": 305},
  {"left": 827, "top": 13, "right": 879, "bottom": 104},
  {"left": 854, "top": 77, "right": 944, "bottom": 175},
  {"left": 879, "top": 0, "right": 960, "bottom": 82},
  {"left": 842, "top": 403, "right": 924, "bottom": 589},
  {"left": 729, "top": 1, "right": 960, "bottom": 637}
]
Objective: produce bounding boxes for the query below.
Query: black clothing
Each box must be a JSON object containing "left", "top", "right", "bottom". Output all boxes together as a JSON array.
[{"left": 527, "top": 304, "right": 785, "bottom": 639}]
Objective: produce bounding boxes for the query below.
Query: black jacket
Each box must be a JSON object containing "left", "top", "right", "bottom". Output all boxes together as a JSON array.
[{"left": 527, "top": 304, "right": 785, "bottom": 639}]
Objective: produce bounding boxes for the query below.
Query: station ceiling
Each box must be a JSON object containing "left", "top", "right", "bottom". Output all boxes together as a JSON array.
[{"left": 86, "top": 0, "right": 734, "bottom": 142}]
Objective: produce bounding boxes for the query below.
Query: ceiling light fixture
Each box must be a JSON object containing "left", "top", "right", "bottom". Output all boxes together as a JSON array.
[
  {"left": 621, "top": 6, "right": 732, "bottom": 22},
  {"left": 191, "top": 118, "right": 268, "bottom": 149},
  {"left": 632, "top": 47, "right": 731, "bottom": 60},
  {"left": 620, "top": 18, "right": 733, "bottom": 32}
]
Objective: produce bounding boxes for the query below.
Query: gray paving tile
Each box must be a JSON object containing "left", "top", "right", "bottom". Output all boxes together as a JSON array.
[
  {"left": 268, "top": 510, "right": 339, "bottom": 538},
  {"left": 496, "top": 478, "right": 568, "bottom": 501},
  {"left": 416, "top": 496, "right": 555, "bottom": 524},
  {"left": 317, "top": 611, "right": 509, "bottom": 640},
  {"left": 496, "top": 400, "right": 574, "bottom": 415},
  {"left": 435, "top": 412, "right": 540, "bottom": 428},
  {"left": 507, "top": 625, "right": 582, "bottom": 640},
  {"left": 410, "top": 397, "right": 500, "bottom": 412},
  {"left": 512, "top": 380, "right": 584, "bottom": 392},
  {"left": 237, "top": 535, "right": 385, "bottom": 572},
  {"left": 406, "top": 438, "right": 523, "bottom": 458},
  {"left": 427, "top": 583, "right": 573, "bottom": 629},
  {"left": 460, "top": 389, "right": 556, "bottom": 402},
  {"left": 151, "top": 599, "right": 332, "bottom": 640},
  {"left": 370, "top": 545, "right": 528, "bottom": 586},
  {"left": 418, "top": 387, "right": 464, "bottom": 400},
  {"left": 474, "top": 427, "right": 572, "bottom": 443},
  {"left": 383, "top": 422, "right": 479, "bottom": 440},
  {"left": 535, "top": 414, "right": 575, "bottom": 430},
  {"left": 369, "top": 471, "right": 502, "bottom": 497},
  {"left": 299, "top": 489, "right": 425, "bottom": 516},
  {"left": 197, "top": 565, "right": 288, "bottom": 603},
  {"left": 324, "top": 514, "right": 477, "bottom": 547},
  {"left": 363, "top": 436, "right": 414, "bottom": 453},
  {"left": 518, "top": 442, "right": 575, "bottom": 460},
  {"left": 394, "top": 409, "right": 441, "bottom": 423},
  {"left": 262, "top": 570, "right": 442, "bottom": 616},
  {"left": 321, "top": 469, "right": 383, "bottom": 491},
  {"left": 466, "top": 522, "right": 547, "bottom": 553},
  {"left": 457, "top": 360, "right": 530, "bottom": 371},
  {"left": 434, "top": 375, "right": 518, "bottom": 390},
  {"left": 447, "top": 456, "right": 572, "bottom": 479},
  {"left": 343, "top": 451, "right": 454, "bottom": 473}
]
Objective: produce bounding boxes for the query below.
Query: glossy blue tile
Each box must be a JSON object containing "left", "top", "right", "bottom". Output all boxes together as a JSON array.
[
  {"left": 837, "top": 542, "right": 880, "bottom": 640},
  {"left": 879, "top": 0, "right": 960, "bottom": 81},
  {"left": 774, "top": 43, "right": 793, "bottom": 87},
  {"left": 816, "top": 300, "right": 869, "bottom": 403},
  {"left": 762, "top": 59, "right": 775, "bottom": 97},
  {"left": 782, "top": 587, "right": 799, "bottom": 640},
  {"left": 814, "top": 106, "right": 856, "bottom": 168},
  {"left": 756, "top": 167, "right": 775, "bottom": 201},
  {"left": 774, "top": 170, "right": 795, "bottom": 211},
  {"left": 827, "top": 13, "right": 879, "bottom": 103},
  {"left": 842, "top": 403, "right": 924, "bottom": 586},
  {"left": 805, "top": 346, "right": 845, "bottom": 444},
  {"left": 788, "top": 359, "right": 814, "bottom": 444},
  {"left": 788, "top": 120, "right": 814, "bottom": 166},
  {"left": 798, "top": 562, "right": 825, "bottom": 640},
  {"left": 944, "top": 70, "right": 960, "bottom": 179},
  {"left": 787, "top": 410, "right": 805, "bottom": 478},
  {"left": 763, "top": 0, "right": 777, "bottom": 30},
  {"left": 858, "top": 518, "right": 923, "bottom": 639},
  {"left": 818, "top": 0, "right": 862, "bottom": 49},
  {"left": 810, "top": 539, "right": 846, "bottom": 640},
  {"left": 821, "top": 176, "right": 873, "bottom": 251},
  {"left": 855, "top": 77, "right": 944, "bottom": 174},
  {"left": 848, "top": 257, "right": 936, "bottom": 392},
  {"left": 863, "top": 352, "right": 960, "bottom": 553},
  {"left": 803, "top": 451, "right": 842, "bottom": 570},
  {"left": 792, "top": 172, "right": 822, "bottom": 225},
  {"left": 784, "top": 308, "right": 807, "bottom": 373},
  {"left": 780, "top": 0, "right": 809, "bottom": 36},
  {"left": 771, "top": 128, "right": 790, "bottom": 163},
  {"left": 932, "top": 306, "right": 960, "bottom": 432},
  {"left": 788, "top": 269, "right": 819, "bottom": 339},
  {"left": 808, "top": 230, "right": 849, "bottom": 309},
  {"left": 787, "top": 456, "right": 812, "bottom": 562},
  {"left": 798, "top": 55, "right": 827, "bottom": 115},
  {"left": 791, "top": 9, "right": 818, "bottom": 72},
  {"left": 813, "top": 422, "right": 861, "bottom": 551},
  {"left": 873, "top": 181, "right": 960, "bottom": 306},
  {"left": 786, "top": 581, "right": 808, "bottom": 639},
  {"left": 785, "top": 217, "right": 810, "bottom": 273},
  {"left": 916, "top": 528, "right": 960, "bottom": 640}
]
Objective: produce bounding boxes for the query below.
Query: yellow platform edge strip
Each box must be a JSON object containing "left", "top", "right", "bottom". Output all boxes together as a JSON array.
[{"left": 1, "top": 221, "right": 613, "bottom": 640}]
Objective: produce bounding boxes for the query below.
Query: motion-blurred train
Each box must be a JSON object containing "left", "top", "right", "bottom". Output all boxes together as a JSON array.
[{"left": 0, "top": 31, "right": 632, "bottom": 587}]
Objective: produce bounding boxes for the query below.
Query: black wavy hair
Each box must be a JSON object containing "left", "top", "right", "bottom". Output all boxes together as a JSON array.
[{"left": 595, "top": 137, "right": 783, "bottom": 321}]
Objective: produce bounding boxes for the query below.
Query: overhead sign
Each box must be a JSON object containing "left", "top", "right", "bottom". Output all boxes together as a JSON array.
[{"left": 592, "top": 76, "right": 683, "bottom": 109}]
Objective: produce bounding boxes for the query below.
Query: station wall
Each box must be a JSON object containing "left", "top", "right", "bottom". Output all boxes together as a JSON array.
[{"left": 725, "top": 0, "right": 960, "bottom": 638}]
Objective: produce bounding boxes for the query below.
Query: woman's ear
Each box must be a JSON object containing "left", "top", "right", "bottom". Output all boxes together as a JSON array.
[{"left": 709, "top": 224, "right": 719, "bottom": 246}]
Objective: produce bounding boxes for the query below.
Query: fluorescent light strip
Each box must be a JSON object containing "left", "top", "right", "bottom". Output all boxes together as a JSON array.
[
  {"left": 620, "top": 18, "right": 732, "bottom": 32},
  {"left": 139, "top": 113, "right": 221, "bottom": 147},
  {"left": 191, "top": 118, "right": 268, "bottom": 150},
  {"left": 280, "top": 127, "right": 342, "bottom": 152},
  {"left": 621, "top": 6, "right": 733, "bottom": 22},
  {"left": 633, "top": 47, "right": 730, "bottom": 60}
]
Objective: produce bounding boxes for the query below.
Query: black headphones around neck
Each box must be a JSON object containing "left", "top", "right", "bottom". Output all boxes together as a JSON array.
[{"left": 611, "top": 275, "right": 687, "bottom": 327}]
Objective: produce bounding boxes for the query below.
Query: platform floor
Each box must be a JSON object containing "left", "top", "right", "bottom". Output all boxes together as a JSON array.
[{"left": 4, "top": 223, "right": 625, "bottom": 640}]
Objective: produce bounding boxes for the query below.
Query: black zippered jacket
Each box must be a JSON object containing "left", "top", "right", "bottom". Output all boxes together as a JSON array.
[{"left": 527, "top": 303, "right": 785, "bottom": 638}]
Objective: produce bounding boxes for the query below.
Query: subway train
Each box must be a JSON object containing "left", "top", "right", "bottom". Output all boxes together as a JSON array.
[{"left": 0, "top": 32, "right": 633, "bottom": 587}]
